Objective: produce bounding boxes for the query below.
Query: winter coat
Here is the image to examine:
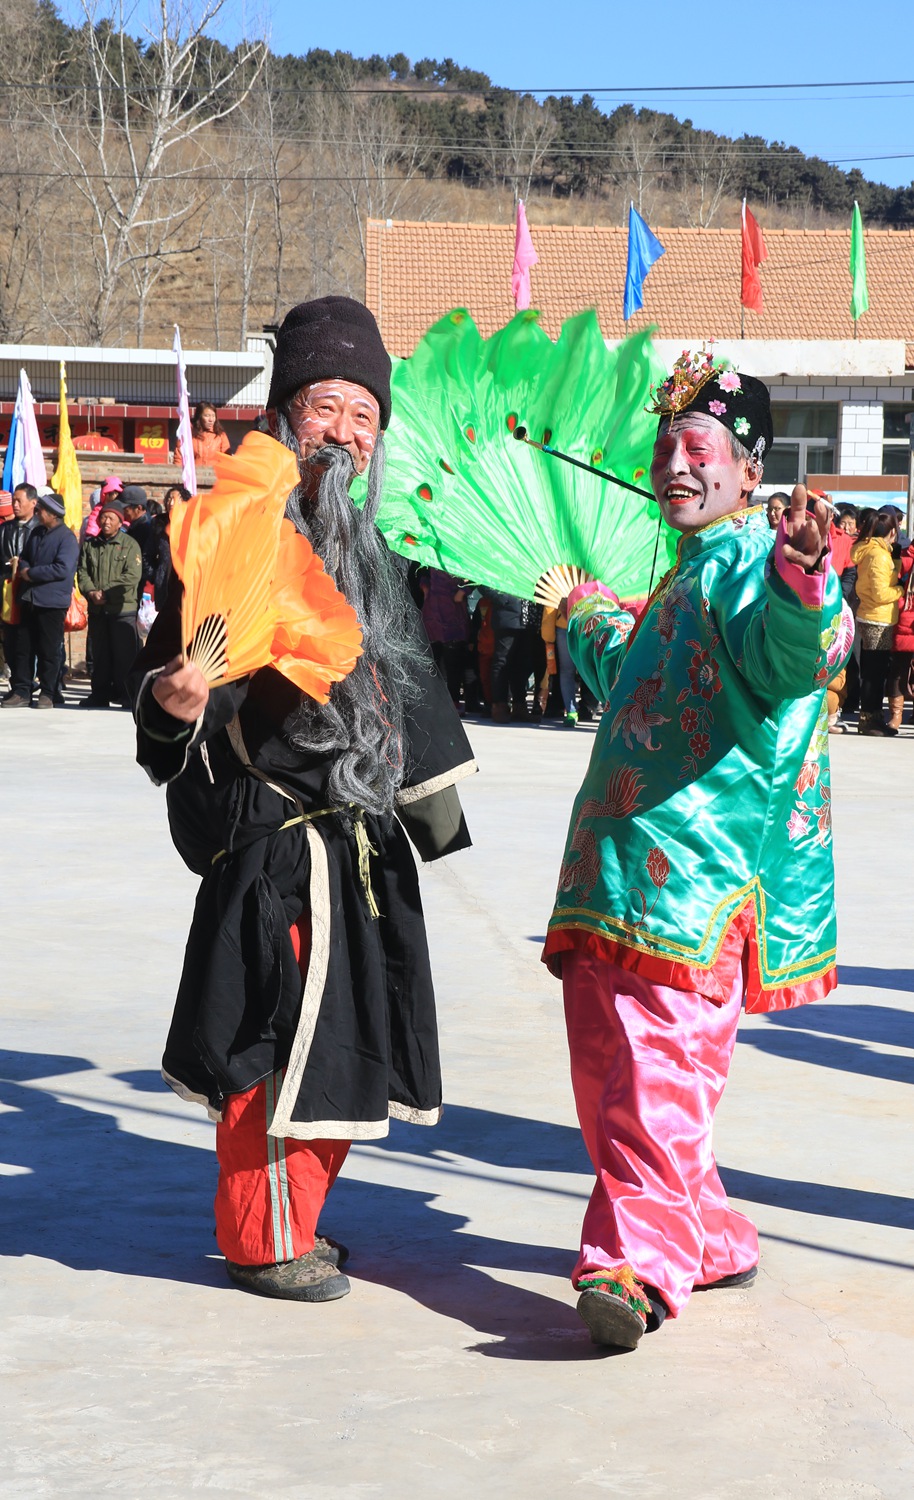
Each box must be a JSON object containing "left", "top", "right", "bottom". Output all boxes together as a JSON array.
[
  {"left": 893, "top": 545, "right": 914, "bottom": 652},
  {"left": 0, "top": 514, "right": 39, "bottom": 579},
  {"left": 128, "top": 516, "right": 158, "bottom": 593},
  {"left": 850, "top": 536, "right": 902, "bottom": 625},
  {"left": 77, "top": 529, "right": 143, "bottom": 616},
  {"left": 828, "top": 523, "right": 854, "bottom": 576},
  {"left": 175, "top": 430, "right": 230, "bottom": 466},
  {"left": 18, "top": 522, "right": 80, "bottom": 609}
]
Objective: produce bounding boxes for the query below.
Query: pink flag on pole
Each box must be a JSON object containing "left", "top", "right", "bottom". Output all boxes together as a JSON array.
[
  {"left": 512, "top": 200, "right": 539, "bottom": 311},
  {"left": 173, "top": 324, "right": 197, "bottom": 496}
]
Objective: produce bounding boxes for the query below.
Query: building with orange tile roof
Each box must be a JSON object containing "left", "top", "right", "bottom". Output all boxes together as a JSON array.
[{"left": 366, "top": 220, "right": 914, "bottom": 506}]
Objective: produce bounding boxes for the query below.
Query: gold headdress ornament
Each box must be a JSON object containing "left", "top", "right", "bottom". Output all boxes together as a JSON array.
[{"left": 647, "top": 344, "right": 735, "bottom": 418}]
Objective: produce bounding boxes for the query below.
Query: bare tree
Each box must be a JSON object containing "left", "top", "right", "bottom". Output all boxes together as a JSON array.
[
  {"left": 679, "top": 131, "right": 736, "bottom": 229},
  {"left": 486, "top": 94, "right": 558, "bottom": 202},
  {"left": 613, "top": 114, "right": 666, "bottom": 221},
  {"left": 28, "top": 0, "right": 266, "bottom": 343},
  {"left": 318, "top": 83, "right": 438, "bottom": 268}
]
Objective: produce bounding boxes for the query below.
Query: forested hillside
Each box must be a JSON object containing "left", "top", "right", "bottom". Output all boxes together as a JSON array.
[{"left": 2, "top": 1, "right": 910, "bottom": 351}]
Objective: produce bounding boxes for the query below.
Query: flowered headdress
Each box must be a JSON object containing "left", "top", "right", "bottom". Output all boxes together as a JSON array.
[{"left": 648, "top": 345, "right": 773, "bottom": 462}]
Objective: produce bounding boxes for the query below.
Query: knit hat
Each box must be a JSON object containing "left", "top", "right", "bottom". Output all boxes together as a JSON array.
[
  {"left": 0, "top": 492, "right": 13, "bottom": 520},
  {"left": 649, "top": 349, "right": 773, "bottom": 463},
  {"left": 121, "top": 484, "right": 148, "bottom": 511},
  {"left": 99, "top": 497, "right": 126, "bottom": 518},
  {"left": 267, "top": 296, "right": 392, "bottom": 429},
  {"left": 36, "top": 492, "right": 66, "bottom": 518},
  {"left": 100, "top": 476, "right": 124, "bottom": 497}
]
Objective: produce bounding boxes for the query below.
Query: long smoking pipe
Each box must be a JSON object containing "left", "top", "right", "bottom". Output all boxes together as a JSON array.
[{"left": 513, "top": 426, "right": 654, "bottom": 500}]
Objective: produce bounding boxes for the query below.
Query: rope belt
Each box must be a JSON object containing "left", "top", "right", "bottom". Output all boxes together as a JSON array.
[{"left": 211, "top": 804, "right": 380, "bottom": 919}]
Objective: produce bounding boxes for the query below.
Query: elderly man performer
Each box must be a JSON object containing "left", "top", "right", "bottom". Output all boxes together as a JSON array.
[
  {"left": 131, "top": 297, "right": 476, "bottom": 1302},
  {"left": 544, "top": 351, "right": 853, "bottom": 1350}
]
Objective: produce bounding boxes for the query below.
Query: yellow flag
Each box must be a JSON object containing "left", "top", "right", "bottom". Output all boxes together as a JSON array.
[{"left": 52, "top": 361, "right": 83, "bottom": 534}]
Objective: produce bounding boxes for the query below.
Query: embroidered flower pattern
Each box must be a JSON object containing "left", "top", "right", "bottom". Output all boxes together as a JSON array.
[
  {"left": 686, "top": 646, "right": 722, "bottom": 701},
  {"left": 626, "top": 846, "right": 672, "bottom": 924},
  {"left": 718, "top": 370, "right": 742, "bottom": 393},
  {"left": 646, "top": 846, "right": 670, "bottom": 890},
  {"left": 689, "top": 731, "right": 711, "bottom": 759},
  {"left": 680, "top": 706, "right": 698, "bottom": 734},
  {"left": 787, "top": 808, "right": 810, "bottom": 842},
  {"left": 795, "top": 760, "right": 820, "bottom": 796},
  {"left": 733, "top": 416, "right": 750, "bottom": 437},
  {"left": 708, "top": 399, "right": 727, "bottom": 416}
]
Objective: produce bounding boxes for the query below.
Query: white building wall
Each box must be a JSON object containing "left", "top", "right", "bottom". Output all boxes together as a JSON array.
[{"left": 838, "top": 403, "right": 884, "bottom": 475}]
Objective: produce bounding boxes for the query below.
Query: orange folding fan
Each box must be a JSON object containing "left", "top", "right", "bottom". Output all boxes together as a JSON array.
[{"left": 169, "top": 430, "right": 362, "bottom": 697}]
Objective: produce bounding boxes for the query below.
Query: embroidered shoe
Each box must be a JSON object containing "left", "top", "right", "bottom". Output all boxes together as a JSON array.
[
  {"left": 575, "top": 1265, "right": 652, "bottom": 1350},
  {"left": 225, "top": 1250, "right": 351, "bottom": 1302}
]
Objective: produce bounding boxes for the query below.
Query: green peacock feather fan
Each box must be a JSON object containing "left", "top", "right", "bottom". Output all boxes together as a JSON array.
[{"left": 355, "top": 307, "right": 677, "bottom": 607}]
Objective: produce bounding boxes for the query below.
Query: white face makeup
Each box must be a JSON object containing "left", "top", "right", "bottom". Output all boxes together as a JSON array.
[
  {"left": 651, "top": 414, "right": 761, "bottom": 534},
  {"left": 287, "top": 380, "right": 380, "bottom": 476}
]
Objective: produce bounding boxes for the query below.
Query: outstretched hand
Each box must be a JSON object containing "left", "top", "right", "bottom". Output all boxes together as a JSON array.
[
  {"left": 151, "top": 655, "right": 209, "bottom": 723},
  {"left": 781, "top": 484, "right": 830, "bottom": 571}
]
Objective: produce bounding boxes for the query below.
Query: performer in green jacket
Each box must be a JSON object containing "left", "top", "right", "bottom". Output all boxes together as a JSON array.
[{"left": 543, "top": 349, "right": 854, "bottom": 1351}]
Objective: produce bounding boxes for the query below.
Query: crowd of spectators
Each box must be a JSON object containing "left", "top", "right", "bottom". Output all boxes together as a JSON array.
[{"left": 2, "top": 451, "right": 913, "bottom": 738}]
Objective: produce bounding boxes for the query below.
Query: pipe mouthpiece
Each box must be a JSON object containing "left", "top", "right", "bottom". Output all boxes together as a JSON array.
[{"left": 513, "top": 426, "right": 527, "bottom": 442}]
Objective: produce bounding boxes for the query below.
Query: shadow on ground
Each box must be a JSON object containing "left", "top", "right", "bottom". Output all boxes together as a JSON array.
[
  {"left": 740, "top": 1002, "right": 914, "bottom": 1087},
  {"left": 6, "top": 1042, "right": 911, "bottom": 1359},
  {"left": 0, "top": 1049, "right": 591, "bottom": 1360}
]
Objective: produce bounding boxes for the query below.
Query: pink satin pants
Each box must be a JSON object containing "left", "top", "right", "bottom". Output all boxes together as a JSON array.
[{"left": 562, "top": 952, "right": 759, "bottom": 1316}]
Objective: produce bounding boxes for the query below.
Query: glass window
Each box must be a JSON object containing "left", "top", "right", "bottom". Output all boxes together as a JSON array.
[
  {"left": 882, "top": 446, "right": 910, "bottom": 476},
  {"left": 772, "top": 403, "right": 839, "bottom": 440},
  {"left": 807, "top": 445, "right": 836, "bottom": 473},
  {"left": 882, "top": 404, "right": 913, "bottom": 475},
  {"left": 764, "top": 444, "right": 800, "bottom": 486},
  {"left": 883, "top": 404, "right": 913, "bottom": 440}
]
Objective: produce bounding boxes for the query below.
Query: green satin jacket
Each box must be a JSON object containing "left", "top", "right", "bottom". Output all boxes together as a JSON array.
[{"left": 544, "top": 506, "right": 854, "bottom": 1011}]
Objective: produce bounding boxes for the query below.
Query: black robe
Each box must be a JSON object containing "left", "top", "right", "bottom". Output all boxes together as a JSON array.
[{"left": 129, "top": 587, "right": 476, "bottom": 1141}]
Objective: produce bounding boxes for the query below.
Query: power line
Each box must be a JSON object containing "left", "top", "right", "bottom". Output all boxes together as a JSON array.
[{"left": 4, "top": 76, "right": 914, "bottom": 98}]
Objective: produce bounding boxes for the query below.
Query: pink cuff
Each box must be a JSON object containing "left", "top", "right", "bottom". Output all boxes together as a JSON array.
[
  {"left": 567, "top": 580, "right": 619, "bottom": 611},
  {"left": 774, "top": 519, "right": 831, "bottom": 609}
]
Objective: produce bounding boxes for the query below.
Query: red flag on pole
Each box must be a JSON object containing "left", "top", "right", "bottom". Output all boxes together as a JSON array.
[{"left": 741, "top": 199, "right": 768, "bottom": 314}]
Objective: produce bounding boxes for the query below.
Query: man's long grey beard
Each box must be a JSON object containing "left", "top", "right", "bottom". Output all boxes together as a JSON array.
[{"left": 276, "top": 412, "right": 426, "bottom": 815}]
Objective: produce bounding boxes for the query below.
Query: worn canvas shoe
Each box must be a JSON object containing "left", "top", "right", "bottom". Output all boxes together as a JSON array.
[
  {"left": 225, "top": 1250, "right": 351, "bottom": 1302},
  {"left": 2, "top": 694, "right": 30, "bottom": 708},
  {"left": 575, "top": 1265, "right": 652, "bottom": 1350},
  {"left": 35, "top": 693, "right": 54, "bottom": 710},
  {"left": 313, "top": 1234, "right": 349, "bottom": 1268}
]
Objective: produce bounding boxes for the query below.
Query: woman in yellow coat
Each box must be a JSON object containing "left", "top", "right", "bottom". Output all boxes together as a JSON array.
[{"left": 852, "top": 510, "right": 903, "bottom": 736}]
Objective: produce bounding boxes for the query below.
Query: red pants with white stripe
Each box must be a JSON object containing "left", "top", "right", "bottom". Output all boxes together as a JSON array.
[
  {"left": 562, "top": 951, "right": 759, "bottom": 1316},
  {"left": 214, "top": 1074, "right": 350, "bottom": 1265},
  {"left": 213, "top": 913, "right": 350, "bottom": 1267}
]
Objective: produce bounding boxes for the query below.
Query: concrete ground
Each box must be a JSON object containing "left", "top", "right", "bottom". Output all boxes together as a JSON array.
[{"left": 2, "top": 692, "right": 913, "bottom": 1498}]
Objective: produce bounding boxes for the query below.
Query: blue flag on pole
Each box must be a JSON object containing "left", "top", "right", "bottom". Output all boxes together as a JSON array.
[{"left": 623, "top": 203, "right": 665, "bottom": 322}]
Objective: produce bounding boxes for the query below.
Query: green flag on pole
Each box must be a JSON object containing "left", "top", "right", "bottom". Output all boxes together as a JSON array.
[{"left": 850, "top": 201, "right": 869, "bottom": 322}]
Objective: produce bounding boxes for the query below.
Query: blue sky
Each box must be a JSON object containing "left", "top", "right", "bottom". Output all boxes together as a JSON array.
[{"left": 61, "top": 0, "right": 914, "bottom": 189}]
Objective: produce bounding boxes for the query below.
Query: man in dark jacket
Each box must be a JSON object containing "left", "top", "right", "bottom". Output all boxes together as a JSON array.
[
  {"left": 77, "top": 496, "right": 142, "bottom": 708},
  {"left": 131, "top": 296, "right": 477, "bottom": 1304},
  {"left": 6, "top": 492, "right": 79, "bottom": 709},
  {"left": 1, "top": 482, "right": 40, "bottom": 703},
  {"left": 123, "top": 485, "right": 156, "bottom": 606}
]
